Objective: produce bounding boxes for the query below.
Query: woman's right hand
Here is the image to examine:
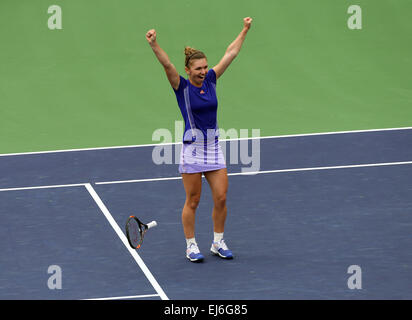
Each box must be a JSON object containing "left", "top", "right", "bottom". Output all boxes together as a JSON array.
[{"left": 146, "top": 29, "right": 157, "bottom": 45}]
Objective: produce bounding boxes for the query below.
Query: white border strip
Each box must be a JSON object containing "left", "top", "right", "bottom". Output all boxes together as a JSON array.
[
  {"left": 0, "top": 183, "right": 87, "bottom": 192},
  {"left": 1, "top": 126, "right": 411, "bottom": 157},
  {"left": 1, "top": 161, "right": 411, "bottom": 191},
  {"left": 227, "top": 161, "right": 412, "bottom": 177},
  {"left": 96, "top": 176, "right": 183, "bottom": 185},
  {"left": 84, "top": 183, "right": 169, "bottom": 300},
  {"left": 95, "top": 160, "right": 412, "bottom": 185},
  {"left": 83, "top": 293, "right": 160, "bottom": 300}
]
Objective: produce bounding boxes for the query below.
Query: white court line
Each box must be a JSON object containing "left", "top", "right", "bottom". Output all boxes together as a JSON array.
[
  {"left": 0, "top": 182, "right": 169, "bottom": 300},
  {"left": 95, "top": 160, "right": 412, "bottom": 185},
  {"left": 96, "top": 176, "right": 183, "bottom": 185},
  {"left": 83, "top": 293, "right": 160, "bottom": 300},
  {"left": 227, "top": 161, "right": 412, "bottom": 177},
  {"left": 0, "top": 126, "right": 411, "bottom": 157},
  {"left": 84, "top": 183, "right": 169, "bottom": 301},
  {"left": 1, "top": 161, "right": 411, "bottom": 191},
  {"left": 0, "top": 183, "right": 87, "bottom": 192}
]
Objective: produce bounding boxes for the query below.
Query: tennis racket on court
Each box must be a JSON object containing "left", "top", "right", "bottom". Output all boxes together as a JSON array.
[{"left": 125, "top": 216, "right": 157, "bottom": 249}]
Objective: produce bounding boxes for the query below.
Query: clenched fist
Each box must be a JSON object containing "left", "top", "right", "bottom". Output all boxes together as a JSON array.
[
  {"left": 243, "top": 17, "right": 253, "bottom": 30},
  {"left": 145, "top": 29, "right": 157, "bottom": 45}
]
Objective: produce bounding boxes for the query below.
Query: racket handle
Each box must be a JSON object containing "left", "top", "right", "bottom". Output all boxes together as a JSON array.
[{"left": 147, "top": 221, "right": 157, "bottom": 229}]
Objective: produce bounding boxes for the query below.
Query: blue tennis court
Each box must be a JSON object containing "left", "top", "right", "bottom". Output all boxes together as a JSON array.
[{"left": 1, "top": 128, "right": 411, "bottom": 300}]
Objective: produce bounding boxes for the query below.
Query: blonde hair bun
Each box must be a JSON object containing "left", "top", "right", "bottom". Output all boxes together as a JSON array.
[
  {"left": 184, "top": 46, "right": 206, "bottom": 67},
  {"left": 184, "top": 46, "right": 198, "bottom": 57}
]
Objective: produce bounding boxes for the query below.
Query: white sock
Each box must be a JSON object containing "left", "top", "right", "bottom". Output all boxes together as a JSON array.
[
  {"left": 186, "top": 238, "right": 197, "bottom": 248},
  {"left": 214, "top": 232, "right": 224, "bottom": 243}
]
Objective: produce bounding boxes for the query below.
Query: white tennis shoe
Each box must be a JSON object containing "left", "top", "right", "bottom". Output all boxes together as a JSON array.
[
  {"left": 210, "top": 239, "right": 233, "bottom": 259},
  {"left": 186, "top": 243, "right": 204, "bottom": 262}
]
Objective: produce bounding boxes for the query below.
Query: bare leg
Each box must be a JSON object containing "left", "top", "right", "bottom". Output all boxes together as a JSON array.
[
  {"left": 181, "top": 173, "right": 202, "bottom": 239},
  {"left": 204, "top": 168, "right": 228, "bottom": 233}
]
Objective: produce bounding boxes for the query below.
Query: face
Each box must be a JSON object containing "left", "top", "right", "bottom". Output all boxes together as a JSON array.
[{"left": 185, "top": 58, "right": 208, "bottom": 86}]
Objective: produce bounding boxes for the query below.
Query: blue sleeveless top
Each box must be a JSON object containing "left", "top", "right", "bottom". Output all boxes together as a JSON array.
[{"left": 173, "top": 69, "right": 219, "bottom": 143}]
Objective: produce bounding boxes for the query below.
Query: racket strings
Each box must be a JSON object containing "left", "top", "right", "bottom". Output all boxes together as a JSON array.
[{"left": 127, "top": 219, "right": 143, "bottom": 248}]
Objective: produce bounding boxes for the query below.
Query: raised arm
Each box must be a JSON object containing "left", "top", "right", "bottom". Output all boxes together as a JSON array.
[
  {"left": 213, "top": 17, "right": 252, "bottom": 80},
  {"left": 146, "top": 29, "right": 180, "bottom": 90}
]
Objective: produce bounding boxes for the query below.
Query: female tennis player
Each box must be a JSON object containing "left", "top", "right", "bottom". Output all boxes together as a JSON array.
[{"left": 146, "top": 17, "right": 252, "bottom": 262}]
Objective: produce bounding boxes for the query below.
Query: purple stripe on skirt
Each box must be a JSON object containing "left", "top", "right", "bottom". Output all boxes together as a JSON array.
[{"left": 179, "top": 138, "right": 226, "bottom": 174}]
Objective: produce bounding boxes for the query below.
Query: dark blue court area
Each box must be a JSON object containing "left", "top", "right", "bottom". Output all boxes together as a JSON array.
[{"left": 1, "top": 128, "right": 411, "bottom": 299}]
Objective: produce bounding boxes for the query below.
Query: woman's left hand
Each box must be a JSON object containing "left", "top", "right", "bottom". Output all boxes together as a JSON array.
[{"left": 243, "top": 17, "right": 253, "bottom": 30}]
